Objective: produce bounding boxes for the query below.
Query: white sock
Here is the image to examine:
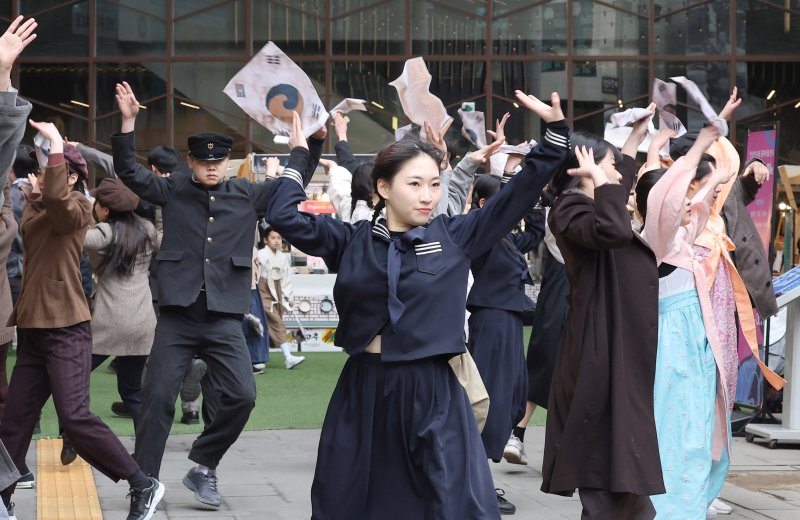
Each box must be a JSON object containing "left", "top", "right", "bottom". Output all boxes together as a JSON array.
[
  {"left": 280, "top": 342, "right": 293, "bottom": 358},
  {"left": 197, "top": 465, "right": 209, "bottom": 475}
]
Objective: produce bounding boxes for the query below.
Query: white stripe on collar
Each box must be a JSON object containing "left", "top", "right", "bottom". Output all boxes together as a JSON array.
[{"left": 372, "top": 221, "right": 390, "bottom": 239}]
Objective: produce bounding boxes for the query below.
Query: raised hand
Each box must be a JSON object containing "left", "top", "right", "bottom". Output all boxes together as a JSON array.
[
  {"left": 27, "top": 173, "right": 39, "bottom": 195},
  {"left": 743, "top": 159, "right": 770, "bottom": 185},
  {"left": 29, "top": 120, "right": 63, "bottom": 154},
  {"left": 469, "top": 114, "right": 508, "bottom": 165},
  {"left": 312, "top": 123, "right": 328, "bottom": 141},
  {"left": 622, "top": 102, "right": 656, "bottom": 158},
  {"left": 332, "top": 111, "right": 349, "bottom": 142},
  {"left": 718, "top": 86, "right": 742, "bottom": 121},
  {"left": 115, "top": 82, "right": 140, "bottom": 133},
  {"left": 289, "top": 111, "right": 308, "bottom": 150},
  {"left": 567, "top": 146, "right": 605, "bottom": 182},
  {"left": 0, "top": 16, "right": 36, "bottom": 72},
  {"left": 263, "top": 156, "right": 281, "bottom": 177},
  {"left": 514, "top": 90, "right": 564, "bottom": 123},
  {"left": 685, "top": 124, "right": 722, "bottom": 167},
  {"left": 317, "top": 158, "right": 337, "bottom": 173},
  {"left": 646, "top": 127, "right": 676, "bottom": 168}
]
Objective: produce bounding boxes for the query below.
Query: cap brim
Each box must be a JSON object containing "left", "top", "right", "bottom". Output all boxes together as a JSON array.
[{"left": 189, "top": 153, "right": 230, "bottom": 161}]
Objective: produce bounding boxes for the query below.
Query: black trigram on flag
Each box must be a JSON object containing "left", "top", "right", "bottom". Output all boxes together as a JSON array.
[
  {"left": 235, "top": 84, "right": 246, "bottom": 98},
  {"left": 311, "top": 103, "right": 321, "bottom": 119},
  {"left": 265, "top": 55, "right": 281, "bottom": 65}
]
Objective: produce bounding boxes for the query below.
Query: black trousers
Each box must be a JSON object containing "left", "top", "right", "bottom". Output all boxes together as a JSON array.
[
  {"left": 0, "top": 323, "right": 138, "bottom": 492},
  {"left": 134, "top": 292, "right": 256, "bottom": 478},
  {"left": 579, "top": 488, "right": 656, "bottom": 520},
  {"left": 91, "top": 354, "right": 148, "bottom": 429}
]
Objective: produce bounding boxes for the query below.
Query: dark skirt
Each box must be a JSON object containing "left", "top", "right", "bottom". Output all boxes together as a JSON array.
[
  {"left": 311, "top": 353, "right": 500, "bottom": 520},
  {"left": 243, "top": 288, "right": 270, "bottom": 364},
  {"left": 467, "top": 308, "right": 527, "bottom": 461},
  {"left": 526, "top": 250, "right": 569, "bottom": 408}
]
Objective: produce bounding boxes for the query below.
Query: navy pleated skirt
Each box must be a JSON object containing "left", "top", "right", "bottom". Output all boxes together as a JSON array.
[
  {"left": 243, "top": 288, "right": 269, "bottom": 364},
  {"left": 311, "top": 353, "right": 500, "bottom": 520},
  {"left": 526, "top": 250, "right": 569, "bottom": 408},
  {"left": 467, "top": 308, "right": 527, "bottom": 461}
]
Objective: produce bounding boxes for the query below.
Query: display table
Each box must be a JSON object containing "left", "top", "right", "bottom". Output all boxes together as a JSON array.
[{"left": 746, "top": 265, "right": 800, "bottom": 447}]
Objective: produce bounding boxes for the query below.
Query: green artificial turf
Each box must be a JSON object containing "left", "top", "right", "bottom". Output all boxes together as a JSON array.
[{"left": 7, "top": 326, "right": 545, "bottom": 439}]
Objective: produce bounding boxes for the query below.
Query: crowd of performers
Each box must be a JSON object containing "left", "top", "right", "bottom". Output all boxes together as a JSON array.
[{"left": 0, "top": 14, "right": 786, "bottom": 520}]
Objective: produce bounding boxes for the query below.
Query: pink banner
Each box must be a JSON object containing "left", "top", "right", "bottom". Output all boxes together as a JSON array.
[{"left": 744, "top": 128, "right": 777, "bottom": 257}]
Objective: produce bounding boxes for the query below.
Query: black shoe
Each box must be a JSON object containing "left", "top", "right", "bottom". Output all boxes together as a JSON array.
[
  {"left": 60, "top": 436, "right": 77, "bottom": 466},
  {"left": 127, "top": 476, "right": 164, "bottom": 520},
  {"left": 16, "top": 470, "right": 35, "bottom": 489},
  {"left": 6, "top": 501, "right": 14, "bottom": 520},
  {"left": 112, "top": 401, "right": 133, "bottom": 418},
  {"left": 180, "top": 411, "right": 200, "bottom": 425},
  {"left": 182, "top": 467, "right": 220, "bottom": 508},
  {"left": 496, "top": 488, "right": 516, "bottom": 515}
]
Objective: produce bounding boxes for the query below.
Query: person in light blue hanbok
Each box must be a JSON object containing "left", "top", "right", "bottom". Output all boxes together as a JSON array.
[{"left": 637, "top": 125, "right": 734, "bottom": 519}]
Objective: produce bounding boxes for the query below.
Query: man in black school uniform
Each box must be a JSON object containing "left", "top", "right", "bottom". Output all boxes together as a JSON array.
[{"left": 111, "top": 82, "right": 322, "bottom": 508}]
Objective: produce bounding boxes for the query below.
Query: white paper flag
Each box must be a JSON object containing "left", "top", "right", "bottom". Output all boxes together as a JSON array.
[
  {"left": 652, "top": 77, "right": 687, "bottom": 153},
  {"left": 389, "top": 57, "right": 453, "bottom": 131},
  {"left": 498, "top": 140, "right": 537, "bottom": 156},
  {"left": 458, "top": 108, "right": 487, "bottom": 148},
  {"left": 223, "top": 42, "right": 328, "bottom": 142},
  {"left": 330, "top": 98, "right": 367, "bottom": 118},
  {"left": 670, "top": 76, "right": 728, "bottom": 136},
  {"left": 603, "top": 108, "right": 656, "bottom": 154}
]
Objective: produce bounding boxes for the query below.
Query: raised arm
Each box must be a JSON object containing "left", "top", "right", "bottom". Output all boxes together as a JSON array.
[
  {"left": 111, "top": 82, "right": 172, "bottom": 205},
  {"left": 30, "top": 121, "right": 93, "bottom": 235},
  {"left": 511, "top": 206, "right": 546, "bottom": 253},
  {"left": 0, "top": 17, "right": 36, "bottom": 204},
  {"left": 447, "top": 91, "right": 569, "bottom": 259},
  {"left": 442, "top": 117, "right": 508, "bottom": 217},
  {"left": 77, "top": 142, "right": 117, "bottom": 179},
  {"left": 643, "top": 125, "right": 721, "bottom": 260},
  {"left": 550, "top": 146, "right": 633, "bottom": 250},
  {"left": 264, "top": 112, "right": 355, "bottom": 271},
  {"left": 332, "top": 112, "right": 362, "bottom": 174},
  {"left": 83, "top": 222, "right": 113, "bottom": 252}
]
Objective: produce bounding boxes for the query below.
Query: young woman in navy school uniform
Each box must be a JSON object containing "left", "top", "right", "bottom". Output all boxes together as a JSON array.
[
  {"left": 466, "top": 174, "right": 545, "bottom": 513},
  {"left": 266, "top": 92, "right": 570, "bottom": 520}
]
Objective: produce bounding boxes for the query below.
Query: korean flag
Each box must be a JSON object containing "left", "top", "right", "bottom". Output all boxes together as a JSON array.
[{"left": 224, "top": 42, "right": 329, "bottom": 142}]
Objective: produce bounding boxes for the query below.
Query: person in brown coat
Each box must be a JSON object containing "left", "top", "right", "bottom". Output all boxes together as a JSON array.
[
  {"left": 542, "top": 114, "right": 664, "bottom": 519},
  {"left": 0, "top": 121, "right": 164, "bottom": 520}
]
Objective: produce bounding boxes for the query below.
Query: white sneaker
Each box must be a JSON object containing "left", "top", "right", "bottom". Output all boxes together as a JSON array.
[
  {"left": 707, "top": 505, "right": 718, "bottom": 518},
  {"left": 711, "top": 498, "right": 732, "bottom": 515},
  {"left": 502, "top": 434, "right": 528, "bottom": 465},
  {"left": 285, "top": 355, "right": 305, "bottom": 369}
]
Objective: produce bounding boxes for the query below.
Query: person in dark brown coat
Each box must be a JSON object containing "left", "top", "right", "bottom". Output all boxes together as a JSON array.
[{"left": 542, "top": 114, "right": 665, "bottom": 519}]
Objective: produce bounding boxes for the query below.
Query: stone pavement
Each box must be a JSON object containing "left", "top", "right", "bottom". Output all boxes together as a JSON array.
[{"left": 12, "top": 426, "right": 800, "bottom": 519}]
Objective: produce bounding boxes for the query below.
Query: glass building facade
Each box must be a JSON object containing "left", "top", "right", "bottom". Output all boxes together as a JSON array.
[{"left": 5, "top": 0, "right": 800, "bottom": 174}]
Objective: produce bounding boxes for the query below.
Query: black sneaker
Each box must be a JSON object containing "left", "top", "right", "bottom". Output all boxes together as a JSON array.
[
  {"left": 60, "top": 436, "right": 77, "bottom": 466},
  {"left": 127, "top": 476, "right": 164, "bottom": 520},
  {"left": 182, "top": 467, "right": 220, "bottom": 508},
  {"left": 496, "top": 488, "right": 516, "bottom": 515},
  {"left": 112, "top": 401, "right": 133, "bottom": 418},
  {"left": 16, "top": 471, "right": 35, "bottom": 489},
  {"left": 180, "top": 411, "right": 200, "bottom": 425},
  {"left": 6, "top": 501, "right": 15, "bottom": 520}
]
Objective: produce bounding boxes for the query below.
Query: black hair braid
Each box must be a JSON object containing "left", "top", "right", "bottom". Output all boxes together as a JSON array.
[{"left": 371, "top": 198, "right": 386, "bottom": 224}]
